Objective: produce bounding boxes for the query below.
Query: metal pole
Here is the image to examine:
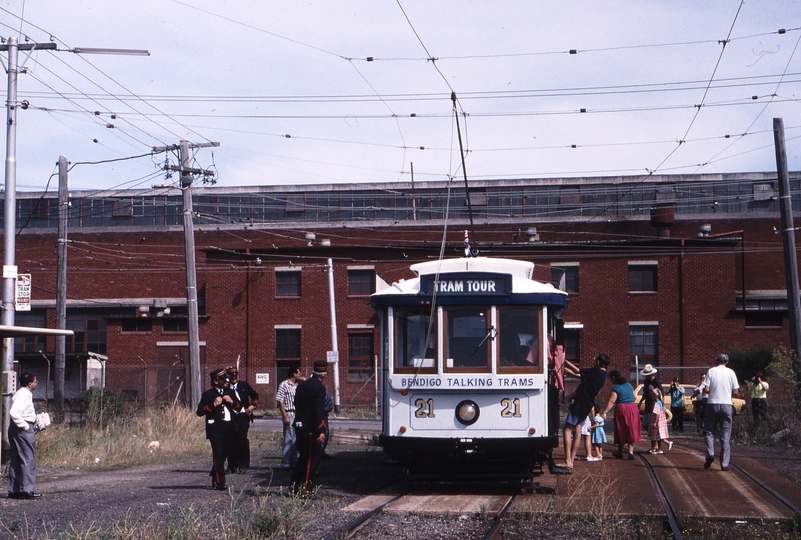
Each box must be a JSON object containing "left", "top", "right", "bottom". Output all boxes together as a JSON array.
[
  {"left": 326, "top": 258, "right": 341, "bottom": 413},
  {"left": 55, "top": 156, "right": 68, "bottom": 413},
  {"left": 180, "top": 140, "right": 202, "bottom": 407},
  {"left": 2, "top": 36, "right": 19, "bottom": 455},
  {"left": 773, "top": 118, "right": 801, "bottom": 395}
]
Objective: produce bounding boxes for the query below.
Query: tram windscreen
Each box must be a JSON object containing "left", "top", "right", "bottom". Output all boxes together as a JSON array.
[
  {"left": 498, "top": 307, "right": 542, "bottom": 373},
  {"left": 394, "top": 308, "right": 436, "bottom": 371},
  {"left": 444, "top": 308, "right": 490, "bottom": 371}
]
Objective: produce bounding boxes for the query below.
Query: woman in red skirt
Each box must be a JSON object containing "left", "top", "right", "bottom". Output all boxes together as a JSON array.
[{"left": 601, "top": 370, "right": 642, "bottom": 460}]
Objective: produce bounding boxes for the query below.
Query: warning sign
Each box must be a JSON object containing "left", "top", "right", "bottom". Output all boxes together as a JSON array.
[{"left": 15, "top": 274, "right": 31, "bottom": 311}]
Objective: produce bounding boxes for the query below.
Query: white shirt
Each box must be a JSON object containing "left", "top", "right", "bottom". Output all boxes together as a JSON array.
[
  {"left": 9, "top": 386, "right": 36, "bottom": 430},
  {"left": 704, "top": 364, "right": 740, "bottom": 405}
]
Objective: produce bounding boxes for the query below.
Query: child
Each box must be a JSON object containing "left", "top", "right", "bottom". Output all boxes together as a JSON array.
[
  {"left": 648, "top": 388, "right": 673, "bottom": 454},
  {"left": 579, "top": 406, "right": 594, "bottom": 460},
  {"left": 588, "top": 409, "right": 606, "bottom": 461}
]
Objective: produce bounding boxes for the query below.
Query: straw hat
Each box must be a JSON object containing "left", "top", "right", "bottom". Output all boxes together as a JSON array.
[{"left": 640, "top": 364, "right": 658, "bottom": 376}]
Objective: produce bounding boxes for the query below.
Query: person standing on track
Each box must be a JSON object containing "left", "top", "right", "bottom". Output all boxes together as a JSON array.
[
  {"left": 669, "top": 377, "right": 685, "bottom": 433},
  {"left": 196, "top": 368, "right": 238, "bottom": 490},
  {"left": 290, "top": 360, "right": 329, "bottom": 495},
  {"left": 276, "top": 367, "right": 303, "bottom": 469},
  {"left": 702, "top": 353, "right": 740, "bottom": 471},
  {"left": 558, "top": 353, "right": 610, "bottom": 471}
]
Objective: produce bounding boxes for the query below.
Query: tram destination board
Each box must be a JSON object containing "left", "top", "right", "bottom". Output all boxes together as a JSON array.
[{"left": 420, "top": 272, "right": 510, "bottom": 296}]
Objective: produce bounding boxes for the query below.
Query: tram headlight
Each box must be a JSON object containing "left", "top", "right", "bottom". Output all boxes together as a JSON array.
[{"left": 455, "top": 400, "right": 480, "bottom": 426}]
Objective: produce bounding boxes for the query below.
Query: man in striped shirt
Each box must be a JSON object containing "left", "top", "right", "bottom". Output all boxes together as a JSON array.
[{"left": 276, "top": 367, "right": 303, "bottom": 469}]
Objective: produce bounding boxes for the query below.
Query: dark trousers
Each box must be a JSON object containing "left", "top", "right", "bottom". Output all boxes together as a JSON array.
[
  {"left": 671, "top": 406, "right": 684, "bottom": 432},
  {"left": 229, "top": 415, "right": 251, "bottom": 470},
  {"left": 208, "top": 434, "right": 232, "bottom": 488},
  {"left": 751, "top": 398, "right": 767, "bottom": 422},
  {"left": 291, "top": 428, "right": 324, "bottom": 494}
]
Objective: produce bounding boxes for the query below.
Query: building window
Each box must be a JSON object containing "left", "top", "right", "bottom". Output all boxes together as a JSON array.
[
  {"left": 563, "top": 329, "right": 581, "bottom": 366},
  {"left": 348, "top": 269, "right": 375, "bottom": 296},
  {"left": 112, "top": 199, "right": 133, "bottom": 217},
  {"left": 285, "top": 195, "right": 305, "bottom": 213},
  {"left": 276, "top": 328, "right": 301, "bottom": 359},
  {"left": 162, "top": 318, "right": 188, "bottom": 332},
  {"left": 467, "top": 189, "right": 488, "bottom": 206},
  {"left": 276, "top": 271, "right": 301, "bottom": 296},
  {"left": 348, "top": 333, "right": 374, "bottom": 380},
  {"left": 560, "top": 187, "right": 581, "bottom": 206},
  {"left": 15, "top": 310, "right": 47, "bottom": 354},
  {"left": 630, "top": 324, "right": 658, "bottom": 380},
  {"left": 753, "top": 183, "right": 776, "bottom": 201},
  {"left": 66, "top": 310, "right": 107, "bottom": 355},
  {"left": 121, "top": 319, "right": 153, "bottom": 333},
  {"left": 551, "top": 264, "right": 579, "bottom": 294},
  {"left": 629, "top": 263, "right": 657, "bottom": 292},
  {"left": 745, "top": 312, "right": 783, "bottom": 328}
]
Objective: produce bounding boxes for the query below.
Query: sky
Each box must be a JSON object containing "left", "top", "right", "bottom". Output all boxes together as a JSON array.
[{"left": 0, "top": 0, "right": 799, "bottom": 192}]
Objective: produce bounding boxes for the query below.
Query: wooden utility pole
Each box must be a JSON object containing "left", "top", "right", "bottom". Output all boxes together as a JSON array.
[
  {"left": 55, "top": 156, "right": 68, "bottom": 413},
  {"left": 153, "top": 140, "right": 218, "bottom": 407},
  {"left": 773, "top": 117, "right": 801, "bottom": 396}
]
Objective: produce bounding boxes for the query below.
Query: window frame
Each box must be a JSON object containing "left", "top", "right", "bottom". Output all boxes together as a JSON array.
[
  {"left": 348, "top": 268, "right": 375, "bottom": 296},
  {"left": 276, "top": 270, "right": 302, "bottom": 297},
  {"left": 628, "top": 262, "right": 658, "bottom": 293},
  {"left": 347, "top": 332, "right": 374, "bottom": 380}
]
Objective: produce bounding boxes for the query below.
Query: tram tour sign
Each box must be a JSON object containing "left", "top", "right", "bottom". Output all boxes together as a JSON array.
[{"left": 420, "top": 273, "right": 510, "bottom": 296}]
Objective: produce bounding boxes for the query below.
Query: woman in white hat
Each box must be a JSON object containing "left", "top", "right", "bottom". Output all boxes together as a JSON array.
[{"left": 638, "top": 364, "right": 661, "bottom": 433}]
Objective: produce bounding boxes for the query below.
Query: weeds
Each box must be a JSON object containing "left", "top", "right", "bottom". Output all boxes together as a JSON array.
[{"left": 37, "top": 405, "right": 209, "bottom": 470}]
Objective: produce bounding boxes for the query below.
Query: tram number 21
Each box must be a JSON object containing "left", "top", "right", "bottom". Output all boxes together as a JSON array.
[
  {"left": 414, "top": 398, "right": 435, "bottom": 418},
  {"left": 413, "top": 398, "right": 523, "bottom": 419},
  {"left": 500, "top": 398, "right": 522, "bottom": 418}
]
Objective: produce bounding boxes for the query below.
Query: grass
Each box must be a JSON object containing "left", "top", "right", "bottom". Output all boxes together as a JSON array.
[
  {"left": 35, "top": 405, "right": 211, "bottom": 470},
  {"left": 1, "top": 487, "right": 315, "bottom": 540}
]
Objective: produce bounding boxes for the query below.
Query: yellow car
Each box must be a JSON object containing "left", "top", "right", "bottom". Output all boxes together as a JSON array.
[{"left": 633, "top": 383, "right": 745, "bottom": 419}]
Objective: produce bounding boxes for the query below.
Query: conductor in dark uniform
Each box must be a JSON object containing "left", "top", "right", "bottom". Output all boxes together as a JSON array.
[
  {"left": 290, "top": 360, "right": 329, "bottom": 496},
  {"left": 196, "top": 367, "right": 239, "bottom": 490},
  {"left": 225, "top": 366, "right": 259, "bottom": 472}
]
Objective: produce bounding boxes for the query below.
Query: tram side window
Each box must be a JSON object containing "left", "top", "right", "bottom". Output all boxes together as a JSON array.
[
  {"left": 444, "top": 308, "right": 490, "bottom": 372},
  {"left": 497, "top": 307, "right": 542, "bottom": 373},
  {"left": 394, "top": 309, "right": 436, "bottom": 373}
]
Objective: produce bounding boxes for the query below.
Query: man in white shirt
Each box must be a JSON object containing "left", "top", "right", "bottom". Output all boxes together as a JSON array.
[
  {"left": 702, "top": 354, "right": 740, "bottom": 471},
  {"left": 276, "top": 367, "right": 303, "bottom": 469},
  {"left": 8, "top": 372, "right": 40, "bottom": 499}
]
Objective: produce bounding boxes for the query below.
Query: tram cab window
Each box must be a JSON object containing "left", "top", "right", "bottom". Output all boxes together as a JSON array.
[
  {"left": 393, "top": 308, "right": 437, "bottom": 374},
  {"left": 444, "top": 308, "right": 491, "bottom": 373},
  {"left": 497, "top": 307, "right": 543, "bottom": 374}
]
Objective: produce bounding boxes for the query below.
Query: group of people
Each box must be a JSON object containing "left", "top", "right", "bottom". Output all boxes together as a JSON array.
[
  {"left": 196, "top": 366, "right": 259, "bottom": 491},
  {"left": 556, "top": 351, "right": 750, "bottom": 473}
]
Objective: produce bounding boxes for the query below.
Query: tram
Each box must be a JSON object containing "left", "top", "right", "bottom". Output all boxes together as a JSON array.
[{"left": 372, "top": 256, "right": 569, "bottom": 480}]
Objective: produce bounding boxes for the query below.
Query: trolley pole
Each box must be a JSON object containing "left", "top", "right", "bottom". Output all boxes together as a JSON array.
[
  {"left": 154, "top": 140, "right": 219, "bottom": 407},
  {"left": 773, "top": 118, "right": 801, "bottom": 397}
]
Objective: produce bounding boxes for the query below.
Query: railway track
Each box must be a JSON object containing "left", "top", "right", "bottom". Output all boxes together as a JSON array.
[
  {"left": 323, "top": 489, "right": 525, "bottom": 540},
  {"left": 635, "top": 440, "right": 801, "bottom": 540}
]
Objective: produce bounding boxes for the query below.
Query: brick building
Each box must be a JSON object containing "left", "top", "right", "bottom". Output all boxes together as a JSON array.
[{"left": 5, "top": 171, "right": 799, "bottom": 410}]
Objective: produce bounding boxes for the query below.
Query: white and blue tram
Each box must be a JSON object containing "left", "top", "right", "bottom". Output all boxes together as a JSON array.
[{"left": 372, "top": 257, "right": 569, "bottom": 479}]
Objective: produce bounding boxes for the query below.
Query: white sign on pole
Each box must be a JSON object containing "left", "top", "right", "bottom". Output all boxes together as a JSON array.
[
  {"left": 255, "top": 373, "right": 270, "bottom": 385},
  {"left": 15, "top": 273, "right": 31, "bottom": 311},
  {"left": 327, "top": 350, "right": 339, "bottom": 364}
]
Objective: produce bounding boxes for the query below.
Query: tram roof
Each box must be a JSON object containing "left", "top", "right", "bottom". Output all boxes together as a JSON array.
[{"left": 373, "top": 257, "right": 567, "bottom": 298}]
